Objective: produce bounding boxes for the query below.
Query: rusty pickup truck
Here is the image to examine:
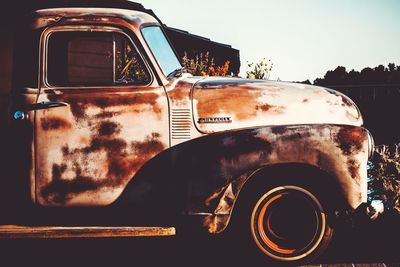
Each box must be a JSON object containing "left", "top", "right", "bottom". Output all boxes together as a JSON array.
[{"left": 0, "top": 1, "right": 375, "bottom": 265}]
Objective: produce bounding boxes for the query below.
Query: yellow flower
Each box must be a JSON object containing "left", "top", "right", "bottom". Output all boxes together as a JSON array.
[{"left": 248, "top": 73, "right": 256, "bottom": 79}]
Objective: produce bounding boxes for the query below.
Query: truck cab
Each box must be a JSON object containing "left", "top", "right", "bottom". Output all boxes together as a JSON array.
[{"left": 0, "top": 2, "right": 375, "bottom": 265}]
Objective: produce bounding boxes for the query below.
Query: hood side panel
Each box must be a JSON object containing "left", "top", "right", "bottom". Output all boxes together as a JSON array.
[{"left": 192, "top": 77, "right": 362, "bottom": 134}]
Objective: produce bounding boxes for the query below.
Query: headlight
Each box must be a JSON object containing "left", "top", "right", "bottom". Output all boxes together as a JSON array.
[{"left": 366, "top": 129, "right": 375, "bottom": 160}]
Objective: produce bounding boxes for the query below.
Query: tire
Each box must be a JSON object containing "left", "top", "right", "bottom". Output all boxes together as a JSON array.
[
  {"left": 250, "top": 185, "right": 332, "bottom": 264},
  {"left": 227, "top": 172, "right": 334, "bottom": 266}
]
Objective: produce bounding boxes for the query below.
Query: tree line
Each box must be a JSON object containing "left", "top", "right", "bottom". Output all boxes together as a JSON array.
[{"left": 301, "top": 63, "right": 400, "bottom": 86}]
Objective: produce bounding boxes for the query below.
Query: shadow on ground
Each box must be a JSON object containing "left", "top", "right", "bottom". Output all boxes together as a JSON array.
[
  {"left": 0, "top": 212, "right": 398, "bottom": 266},
  {"left": 322, "top": 211, "right": 399, "bottom": 265}
]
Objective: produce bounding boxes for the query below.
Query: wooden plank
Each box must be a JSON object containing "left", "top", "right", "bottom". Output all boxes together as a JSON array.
[
  {"left": 302, "top": 264, "right": 389, "bottom": 267},
  {"left": 0, "top": 225, "right": 175, "bottom": 239}
]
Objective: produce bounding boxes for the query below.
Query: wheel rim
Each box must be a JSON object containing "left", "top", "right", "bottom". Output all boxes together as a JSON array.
[{"left": 251, "top": 186, "right": 326, "bottom": 261}]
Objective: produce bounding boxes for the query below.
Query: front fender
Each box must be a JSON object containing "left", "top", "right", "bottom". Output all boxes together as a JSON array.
[{"left": 115, "top": 124, "right": 369, "bottom": 233}]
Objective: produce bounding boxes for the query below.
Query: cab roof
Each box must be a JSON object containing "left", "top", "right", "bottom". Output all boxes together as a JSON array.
[
  {"left": 6, "top": 0, "right": 149, "bottom": 14},
  {"left": 1, "top": 0, "right": 161, "bottom": 27},
  {"left": 33, "top": 7, "right": 159, "bottom": 29}
]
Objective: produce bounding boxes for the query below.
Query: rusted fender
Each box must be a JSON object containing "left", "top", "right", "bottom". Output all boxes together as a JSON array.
[{"left": 115, "top": 123, "right": 369, "bottom": 234}]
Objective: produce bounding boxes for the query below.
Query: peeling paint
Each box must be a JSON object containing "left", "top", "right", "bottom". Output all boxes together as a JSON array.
[
  {"left": 36, "top": 87, "right": 168, "bottom": 206},
  {"left": 192, "top": 77, "right": 363, "bottom": 134},
  {"left": 41, "top": 116, "right": 72, "bottom": 130},
  {"left": 158, "top": 124, "right": 369, "bottom": 233},
  {"left": 335, "top": 127, "right": 367, "bottom": 156}
]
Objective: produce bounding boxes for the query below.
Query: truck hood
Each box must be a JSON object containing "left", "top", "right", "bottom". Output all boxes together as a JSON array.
[{"left": 191, "top": 77, "right": 362, "bottom": 134}]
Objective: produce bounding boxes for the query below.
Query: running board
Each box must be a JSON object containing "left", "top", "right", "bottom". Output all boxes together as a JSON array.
[{"left": 0, "top": 225, "right": 176, "bottom": 239}]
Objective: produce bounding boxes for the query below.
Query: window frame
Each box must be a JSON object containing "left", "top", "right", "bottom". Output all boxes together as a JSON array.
[
  {"left": 140, "top": 25, "right": 182, "bottom": 79},
  {"left": 41, "top": 25, "right": 153, "bottom": 89}
]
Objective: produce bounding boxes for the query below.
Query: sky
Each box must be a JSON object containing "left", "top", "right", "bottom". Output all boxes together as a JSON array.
[{"left": 141, "top": 0, "right": 400, "bottom": 82}]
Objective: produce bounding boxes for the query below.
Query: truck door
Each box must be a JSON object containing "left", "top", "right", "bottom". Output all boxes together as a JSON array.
[{"left": 35, "top": 26, "right": 169, "bottom": 206}]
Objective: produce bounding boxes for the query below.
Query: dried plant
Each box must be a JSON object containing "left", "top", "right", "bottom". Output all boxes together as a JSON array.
[
  {"left": 182, "top": 51, "right": 231, "bottom": 77},
  {"left": 369, "top": 144, "right": 400, "bottom": 213},
  {"left": 209, "top": 61, "right": 230, "bottom": 76}
]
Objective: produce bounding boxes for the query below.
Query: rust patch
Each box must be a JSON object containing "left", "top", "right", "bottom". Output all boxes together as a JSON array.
[
  {"left": 94, "top": 111, "right": 120, "bottom": 119},
  {"left": 195, "top": 88, "right": 263, "bottom": 120},
  {"left": 86, "top": 138, "right": 127, "bottom": 154},
  {"left": 41, "top": 130, "right": 165, "bottom": 204},
  {"left": 346, "top": 110, "right": 359, "bottom": 121},
  {"left": 281, "top": 132, "right": 310, "bottom": 141},
  {"left": 347, "top": 159, "right": 361, "bottom": 179},
  {"left": 48, "top": 92, "right": 161, "bottom": 119},
  {"left": 130, "top": 133, "right": 163, "bottom": 155},
  {"left": 167, "top": 81, "right": 192, "bottom": 103},
  {"left": 61, "top": 145, "right": 70, "bottom": 157},
  {"left": 256, "top": 103, "right": 285, "bottom": 114},
  {"left": 271, "top": 126, "right": 287, "bottom": 135},
  {"left": 217, "top": 131, "right": 273, "bottom": 161},
  {"left": 302, "top": 98, "right": 309, "bottom": 103},
  {"left": 41, "top": 116, "right": 72, "bottom": 130},
  {"left": 256, "top": 103, "right": 273, "bottom": 112},
  {"left": 335, "top": 127, "right": 367, "bottom": 155},
  {"left": 205, "top": 186, "right": 226, "bottom": 207},
  {"left": 327, "top": 89, "right": 353, "bottom": 107},
  {"left": 203, "top": 215, "right": 229, "bottom": 234},
  {"left": 340, "top": 95, "right": 354, "bottom": 107},
  {"left": 42, "top": 164, "right": 99, "bottom": 203},
  {"left": 98, "top": 121, "right": 121, "bottom": 136}
]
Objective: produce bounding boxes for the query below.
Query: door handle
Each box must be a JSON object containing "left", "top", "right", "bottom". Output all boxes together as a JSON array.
[
  {"left": 13, "top": 102, "right": 68, "bottom": 121},
  {"left": 26, "top": 101, "right": 69, "bottom": 111}
]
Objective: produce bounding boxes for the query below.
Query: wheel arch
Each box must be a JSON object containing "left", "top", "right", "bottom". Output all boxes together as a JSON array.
[
  {"left": 236, "top": 163, "right": 345, "bottom": 209},
  {"left": 216, "top": 163, "right": 347, "bottom": 234}
]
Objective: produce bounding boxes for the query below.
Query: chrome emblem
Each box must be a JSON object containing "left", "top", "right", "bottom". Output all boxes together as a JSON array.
[{"left": 198, "top": 117, "right": 232, "bottom": 123}]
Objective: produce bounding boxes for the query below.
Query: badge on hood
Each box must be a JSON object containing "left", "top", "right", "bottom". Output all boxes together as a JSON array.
[{"left": 198, "top": 117, "right": 232, "bottom": 123}]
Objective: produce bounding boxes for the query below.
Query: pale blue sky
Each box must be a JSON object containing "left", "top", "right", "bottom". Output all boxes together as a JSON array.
[{"left": 141, "top": 0, "right": 400, "bottom": 82}]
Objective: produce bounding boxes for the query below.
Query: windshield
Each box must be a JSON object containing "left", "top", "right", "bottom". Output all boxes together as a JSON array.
[{"left": 141, "top": 26, "right": 182, "bottom": 77}]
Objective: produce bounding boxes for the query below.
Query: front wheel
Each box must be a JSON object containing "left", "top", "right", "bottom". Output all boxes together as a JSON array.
[{"left": 250, "top": 185, "right": 332, "bottom": 264}]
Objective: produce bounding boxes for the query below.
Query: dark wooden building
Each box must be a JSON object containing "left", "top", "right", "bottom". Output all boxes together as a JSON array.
[
  {"left": 164, "top": 27, "right": 240, "bottom": 76},
  {"left": 135, "top": 3, "right": 241, "bottom": 75}
]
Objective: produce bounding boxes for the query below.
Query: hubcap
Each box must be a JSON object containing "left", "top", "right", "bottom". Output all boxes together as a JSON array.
[{"left": 251, "top": 186, "right": 326, "bottom": 261}]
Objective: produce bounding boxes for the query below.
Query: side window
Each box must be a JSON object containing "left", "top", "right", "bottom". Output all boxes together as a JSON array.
[{"left": 47, "top": 31, "right": 150, "bottom": 87}]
